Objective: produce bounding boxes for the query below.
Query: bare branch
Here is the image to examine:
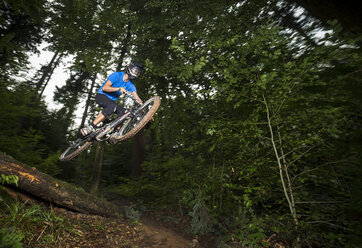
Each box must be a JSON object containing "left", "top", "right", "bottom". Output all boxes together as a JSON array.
[
  {"left": 270, "top": 97, "right": 286, "bottom": 120},
  {"left": 277, "top": 125, "right": 297, "bottom": 216},
  {"left": 286, "top": 146, "right": 314, "bottom": 168},
  {"left": 308, "top": 221, "right": 352, "bottom": 231},
  {"left": 279, "top": 145, "right": 304, "bottom": 160},
  {"left": 263, "top": 94, "right": 298, "bottom": 226},
  {"left": 270, "top": 82, "right": 298, "bottom": 120},
  {"left": 292, "top": 160, "right": 347, "bottom": 182},
  {"left": 295, "top": 201, "right": 345, "bottom": 204}
]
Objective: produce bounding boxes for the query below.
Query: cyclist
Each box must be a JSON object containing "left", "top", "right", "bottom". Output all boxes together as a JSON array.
[{"left": 80, "top": 63, "right": 143, "bottom": 136}]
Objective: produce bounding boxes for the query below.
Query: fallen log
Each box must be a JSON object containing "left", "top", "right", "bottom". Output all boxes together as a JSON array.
[{"left": 0, "top": 154, "right": 122, "bottom": 217}]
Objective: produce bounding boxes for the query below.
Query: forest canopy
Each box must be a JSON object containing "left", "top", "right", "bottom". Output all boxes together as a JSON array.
[{"left": 0, "top": 0, "right": 361, "bottom": 247}]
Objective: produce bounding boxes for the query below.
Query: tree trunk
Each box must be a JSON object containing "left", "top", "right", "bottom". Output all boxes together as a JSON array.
[
  {"left": 79, "top": 73, "right": 97, "bottom": 131},
  {"left": 0, "top": 154, "right": 121, "bottom": 217},
  {"left": 272, "top": 6, "right": 318, "bottom": 47},
  {"left": 262, "top": 95, "right": 299, "bottom": 226},
  {"left": 131, "top": 129, "right": 145, "bottom": 179},
  {"left": 39, "top": 53, "right": 63, "bottom": 98},
  {"left": 262, "top": 94, "right": 300, "bottom": 246},
  {"left": 35, "top": 51, "right": 59, "bottom": 91},
  {"left": 116, "top": 24, "right": 131, "bottom": 71},
  {"left": 88, "top": 143, "right": 104, "bottom": 195}
]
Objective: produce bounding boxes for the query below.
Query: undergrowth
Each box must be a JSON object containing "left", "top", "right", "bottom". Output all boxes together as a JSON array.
[{"left": 0, "top": 200, "right": 72, "bottom": 247}]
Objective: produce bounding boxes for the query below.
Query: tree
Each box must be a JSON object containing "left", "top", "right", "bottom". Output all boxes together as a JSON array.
[
  {"left": 118, "top": 0, "right": 361, "bottom": 246},
  {"left": 293, "top": 0, "right": 362, "bottom": 34},
  {"left": 0, "top": 0, "right": 47, "bottom": 76},
  {"left": 1, "top": 0, "right": 360, "bottom": 246}
]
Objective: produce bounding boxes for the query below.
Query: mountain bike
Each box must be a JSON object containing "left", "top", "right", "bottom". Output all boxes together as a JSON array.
[{"left": 59, "top": 94, "right": 160, "bottom": 161}]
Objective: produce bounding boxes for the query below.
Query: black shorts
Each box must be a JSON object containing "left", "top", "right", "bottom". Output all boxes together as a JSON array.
[{"left": 95, "top": 93, "right": 126, "bottom": 119}]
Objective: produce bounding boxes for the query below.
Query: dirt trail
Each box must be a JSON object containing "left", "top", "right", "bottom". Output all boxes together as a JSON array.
[
  {"left": 134, "top": 218, "right": 197, "bottom": 248},
  {"left": 51, "top": 208, "right": 205, "bottom": 248}
]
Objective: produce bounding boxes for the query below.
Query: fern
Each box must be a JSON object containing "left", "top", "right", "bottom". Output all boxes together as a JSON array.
[
  {"left": 124, "top": 204, "right": 141, "bottom": 221},
  {"left": 0, "top": 174, "right": 18, "bottom": 187},
  {"left": 190, "top": 189, "right": 211, "bottom": 234}
]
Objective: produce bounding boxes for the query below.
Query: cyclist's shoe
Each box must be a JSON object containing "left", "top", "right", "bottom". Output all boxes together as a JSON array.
[{"left": 80, "top": 125, "right": 95, "bottom": 136}]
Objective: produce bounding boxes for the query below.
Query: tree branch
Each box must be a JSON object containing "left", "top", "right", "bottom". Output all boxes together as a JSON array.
[
  {"left": 295, "top": 201, "right": 345, "bottom": 204},
  {"left": 286, "top": 146, "right": 314, "bottom": 168},
  {"left": 307, "top": 221, "right": 352, "bottom": 231},
  {"left": 263, "top": 94, "right": 298, "bottom": 226},
  {"left": 292, "top": 160, "right": 347, "bottom": 182}
]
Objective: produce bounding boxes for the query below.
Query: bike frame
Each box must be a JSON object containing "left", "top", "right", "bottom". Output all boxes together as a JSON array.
[{"left": 85, "top": 94, "right": 141, "bottom": 142}]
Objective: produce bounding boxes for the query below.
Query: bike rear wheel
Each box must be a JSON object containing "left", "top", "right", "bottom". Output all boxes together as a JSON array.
[
  {"left": 59, "top": 138, "right": 93, "bottom": 161},
  {"left": 111, "top": 96, "right": 160, "bottom": 143}
]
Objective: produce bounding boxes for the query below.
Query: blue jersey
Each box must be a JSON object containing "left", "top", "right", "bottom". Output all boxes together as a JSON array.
[{"left": 97, "top": 72, "right": 136, "bottom": 101}]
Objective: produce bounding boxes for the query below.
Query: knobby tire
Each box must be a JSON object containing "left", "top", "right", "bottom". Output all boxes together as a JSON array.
[
  {"left": 59, "top": 139, "right": 93, "bottom": 161},
  {"left": 115, "top": 96, "right": 161, "bottom": 143}
]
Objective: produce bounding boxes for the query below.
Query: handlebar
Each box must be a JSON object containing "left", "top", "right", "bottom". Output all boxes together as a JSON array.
[{"left": 123, "top": 93, "right": 141, "bottom": 109}]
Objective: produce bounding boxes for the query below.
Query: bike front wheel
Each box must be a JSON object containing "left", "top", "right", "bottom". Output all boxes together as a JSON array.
[
  {"left": 59, "top": 138, "right": 93, "bottom": 161},
  {"left": 111, "top": 96, "right": 161, "bottom": 143}
]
